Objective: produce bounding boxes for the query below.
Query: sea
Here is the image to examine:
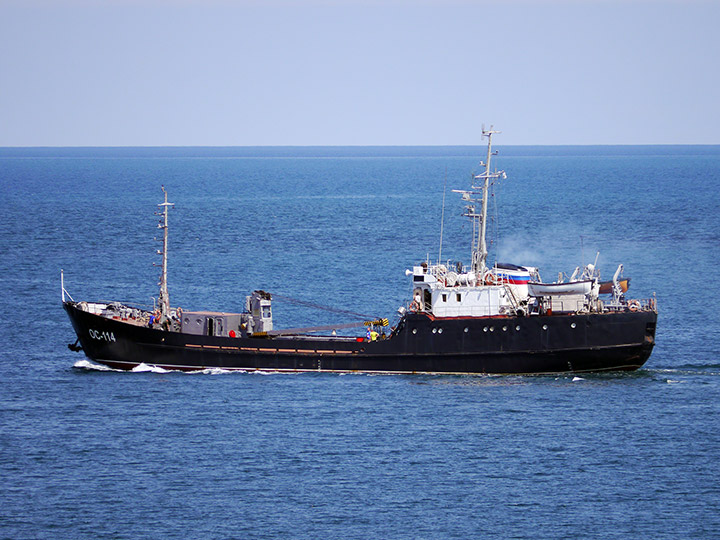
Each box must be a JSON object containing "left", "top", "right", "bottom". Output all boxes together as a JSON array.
[{"left": 1, "top": 145, "right": 719, "bottom": 539}]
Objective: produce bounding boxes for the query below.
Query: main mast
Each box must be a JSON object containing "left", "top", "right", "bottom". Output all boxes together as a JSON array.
[
  {"left": 453, "top": 126, "right": 506, "bottom": 275},
  {"left": 156, "top": 186, "right": 174, "bottom": 319}
]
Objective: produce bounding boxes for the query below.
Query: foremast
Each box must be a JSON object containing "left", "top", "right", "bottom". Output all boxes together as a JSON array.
[
  {"left": 453, "top": 127, "right": 506, "bottom": 275},
  {"left": 156, "top": 186, "right": 174, "bottom": 319}
]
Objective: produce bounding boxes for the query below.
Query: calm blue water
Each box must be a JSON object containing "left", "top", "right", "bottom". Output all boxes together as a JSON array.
[{"left": 1, "top": 145, "right": 719, "bottom": 539}]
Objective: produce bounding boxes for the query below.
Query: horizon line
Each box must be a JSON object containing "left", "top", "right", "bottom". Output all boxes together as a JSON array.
[{"left": 1, "top": 143, "right": 719, "bottom": 149}]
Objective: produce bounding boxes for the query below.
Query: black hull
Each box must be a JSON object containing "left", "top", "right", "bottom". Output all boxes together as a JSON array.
[{"left": 64, "top": 302, "right": 657, "bottom": 375}]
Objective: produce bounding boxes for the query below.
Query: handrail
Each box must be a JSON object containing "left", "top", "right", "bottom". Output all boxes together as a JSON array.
[{"left": 61, "top": 269, "right": 75, "bottom": 302}]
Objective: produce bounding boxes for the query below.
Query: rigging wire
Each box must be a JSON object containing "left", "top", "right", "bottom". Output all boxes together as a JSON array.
[
  {"left": 270, "top": 292, "right": 377, "bottom": 321},
  {"left": 491, "top": 177, "right": 499, "bottom": 260},
  {"left": 489, "top": 153, "right": 504, "bottom": 263},
  {"left": 438, "top": 168, "right": 448, "bottom": 265}
]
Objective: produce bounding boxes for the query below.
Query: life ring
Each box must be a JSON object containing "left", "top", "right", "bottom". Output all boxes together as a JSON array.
[
  {"left": 628, "top": 300, "right": 641, "bottom": 312},
  {"left": 176, "top": 306, "right": 183, "bottom": 317},
  {"left": 484, "top": 272, "right": 498, "bottom": 285},
  {"left": 410, "top": 300, "right": 420, "bottom": 312}
]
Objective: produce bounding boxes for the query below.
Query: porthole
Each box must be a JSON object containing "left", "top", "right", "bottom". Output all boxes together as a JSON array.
[
  {"left": 502, "top": 326, "right": 508, "bottom": 332},
  {"left": 571, "top": 322, "right": 577, "bottom": 329},
  {"left": 464, "top": 327, "right": 469, "bottom": 333},
  {"left": 515, "top": 325, "right": 521, "bottom": 331},
  {"left": 542, "top": 324, "right": 548, "bottom": 330},
  {"left": 412, "top": 328, "right": 417, "bottom": 334},
  {"left": 483, "top": 327, "right": 488, "bottom": 332},
  {"left": 432, "top": 328, "right": 437, "bottom": 334},
  {"left": 438, "top": 328, "right": 443, "bottom": 334},
  {"left": 490, "top": 327, "right": 495, "bottom": 332}
]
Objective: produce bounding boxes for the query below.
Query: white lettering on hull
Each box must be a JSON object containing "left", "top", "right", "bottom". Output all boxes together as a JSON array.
[{"left": 89, "top": 329, "right": 116, "bottom": 342}]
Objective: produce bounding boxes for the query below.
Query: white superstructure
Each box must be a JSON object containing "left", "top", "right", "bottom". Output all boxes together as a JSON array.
[{"left": 405, "top": 127, "right": 621, "bottom": 319}]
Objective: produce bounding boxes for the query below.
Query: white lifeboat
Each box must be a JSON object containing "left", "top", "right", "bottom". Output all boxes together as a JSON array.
[{"left": 527, "top": 280, "right": 594, "bottom": 297}]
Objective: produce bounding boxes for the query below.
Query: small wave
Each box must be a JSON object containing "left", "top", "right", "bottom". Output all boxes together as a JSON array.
[
  {"left": 131, "top": 363, "right": 172, "bottom": 374},
  {"left": 647, "top": 367, "right": 720, "bottom": 378},
  {"left": 572, "top": 376, "right": 585, "bottom": 382},
  {"left": 676, "top": 363, "right": 720, "bottom": 370},
  {"left": 73, "top": 359, "right": 121, "bottom": 372},
  {"left": 187, "top": 367, "right": 237, "bottom": 375},
  {"left": 187, "top": 368, "right": 296, "bottom": 376}
]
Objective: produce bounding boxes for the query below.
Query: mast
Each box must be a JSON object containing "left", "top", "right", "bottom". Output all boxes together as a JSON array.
[
  {"left": 453, "top": 126, "right": 506, "bottom": 275},
  {"left": 156, "top": 186, "right": 174, "bottom": 318}
]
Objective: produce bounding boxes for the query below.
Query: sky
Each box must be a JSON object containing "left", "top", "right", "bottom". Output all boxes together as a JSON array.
[{"left": 1, "top": 0, "right": 718, "bottom": 146}]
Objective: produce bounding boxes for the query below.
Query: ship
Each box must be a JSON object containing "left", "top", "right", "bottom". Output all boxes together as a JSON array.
[{"left": 63, "top": 128, "right": 658, "bottom": 374}]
